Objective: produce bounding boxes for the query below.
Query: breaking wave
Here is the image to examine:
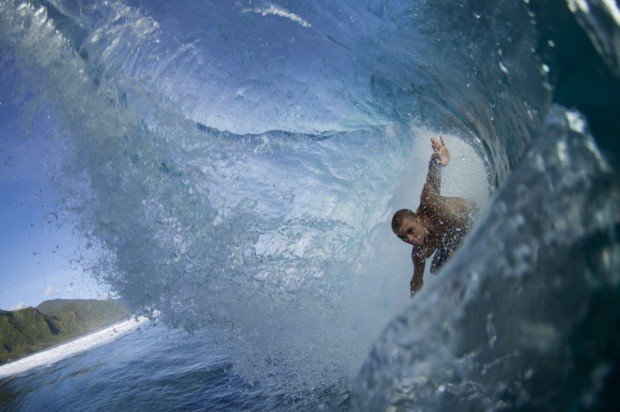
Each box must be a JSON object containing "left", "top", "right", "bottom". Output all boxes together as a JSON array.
[{"left": 1, "top": 0, "right": 617, "bottom": 408}]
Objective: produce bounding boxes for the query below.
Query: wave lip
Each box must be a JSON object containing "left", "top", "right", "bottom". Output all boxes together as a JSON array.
[{"left": 567, "top": 0, "right": 620, "bottom": 76}]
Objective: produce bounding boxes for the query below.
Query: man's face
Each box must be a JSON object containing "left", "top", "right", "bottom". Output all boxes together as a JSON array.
[{"left": 396, "top": 217, "right": 426, "bottom": 246}]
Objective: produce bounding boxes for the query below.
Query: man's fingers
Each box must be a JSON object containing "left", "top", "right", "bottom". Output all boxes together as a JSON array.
[{"left": 440, "top": 136, "right": 445, "bottom": 145}]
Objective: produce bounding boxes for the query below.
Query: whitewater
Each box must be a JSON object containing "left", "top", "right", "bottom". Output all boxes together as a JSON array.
[{"left": 1, "top": 0, "right": 618, "bottom": 410}]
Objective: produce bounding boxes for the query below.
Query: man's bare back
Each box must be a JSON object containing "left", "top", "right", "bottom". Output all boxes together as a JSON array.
[{"left": 391, "top": 137, "right": 477, "bottom": 296}]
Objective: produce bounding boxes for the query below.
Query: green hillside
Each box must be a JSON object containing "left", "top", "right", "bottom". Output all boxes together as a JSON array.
[{"left": 0, "top": 299, "right": 131, "bottom": 364}]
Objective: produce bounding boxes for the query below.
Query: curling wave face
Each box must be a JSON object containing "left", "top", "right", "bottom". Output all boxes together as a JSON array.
[{"left": 1, "top": 0, "right": 617, "bottom": 407}]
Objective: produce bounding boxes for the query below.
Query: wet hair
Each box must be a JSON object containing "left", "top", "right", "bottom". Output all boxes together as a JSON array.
[{"left": 391, "top": 209, "right": 417, "bottom": 233}]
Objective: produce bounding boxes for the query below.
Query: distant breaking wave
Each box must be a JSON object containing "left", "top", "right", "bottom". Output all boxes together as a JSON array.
[{"left": 242, "top": 3, "right": 312, "bottom": 28}]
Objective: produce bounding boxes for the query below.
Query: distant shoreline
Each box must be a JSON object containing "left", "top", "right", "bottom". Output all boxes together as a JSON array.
[
  {"left": 1, "top": 298, "right": 131, "bottom": 365},
  {"left": 0, "top": 316, "right": 149, "bottom": 379}
]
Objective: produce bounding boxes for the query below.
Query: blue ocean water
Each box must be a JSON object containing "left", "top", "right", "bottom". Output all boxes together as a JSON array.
[
  {"left": 1, "top": 324, "right": 288, "bottom": 411},
  {"left": 1, "top": 0, "right": 619, "bottom": 410}
]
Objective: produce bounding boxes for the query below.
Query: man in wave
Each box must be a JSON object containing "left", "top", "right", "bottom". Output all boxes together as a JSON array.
[{"left": 391, "top": 137, "right": 477, "bottom": 296}]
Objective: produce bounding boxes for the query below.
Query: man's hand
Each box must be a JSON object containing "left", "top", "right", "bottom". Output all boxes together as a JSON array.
[
  {"left": 431, "top": 136, "right": 450, "bottom": 166},
  {"left": 410, "top": 275, "right": 423, "bottom": 297}
]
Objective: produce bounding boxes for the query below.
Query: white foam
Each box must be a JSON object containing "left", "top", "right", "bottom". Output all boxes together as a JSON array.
[
  {"left": 242, "top": 3, "right": 311, "bottom": 28},
  {"left": 0, "top": 316, "right": 149, "bottom": 379},
  {"left": 602, "top": 0, "right": 620, "bottom": 25},
  {"left": 566, "top": 110, "right": 586, "bottom": 133},
  {"left": 567, "top": 0, "right": 591, "bottom": 14}
]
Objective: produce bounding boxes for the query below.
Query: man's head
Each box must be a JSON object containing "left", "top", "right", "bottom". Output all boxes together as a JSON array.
[{"left": 392, "top": 209, "right": 426, "bottom": 246}]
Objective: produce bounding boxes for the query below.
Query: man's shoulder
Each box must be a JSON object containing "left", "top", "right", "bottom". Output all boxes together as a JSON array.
[
  {"left": 419, "top": 189, "right": 441, "bottom": 209},
  {"left": 418, "top": 194, "right": 447, "bottom": 215}
]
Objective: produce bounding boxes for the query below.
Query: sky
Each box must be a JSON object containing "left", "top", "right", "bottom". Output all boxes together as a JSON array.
[{"left": 0, "top": 76, "right": 107, "bottom": 311}]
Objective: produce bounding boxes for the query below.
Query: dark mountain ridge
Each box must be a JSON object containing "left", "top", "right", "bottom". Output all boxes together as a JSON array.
[{"left": 0, "top": 299, "right": 130, "bottom": 364}]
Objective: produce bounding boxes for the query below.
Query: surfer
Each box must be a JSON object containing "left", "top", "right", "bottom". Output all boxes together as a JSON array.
[{"left": 391, "top": 137, "right": 477, "bottom": 296}]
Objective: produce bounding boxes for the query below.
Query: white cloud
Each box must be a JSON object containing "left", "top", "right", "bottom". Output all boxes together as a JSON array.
[
  {"left": 43, "top": 285, "right": 55, "bottom": 297},
  {"left": 11, "top": 302, "right": 26, "bottom": 310}
]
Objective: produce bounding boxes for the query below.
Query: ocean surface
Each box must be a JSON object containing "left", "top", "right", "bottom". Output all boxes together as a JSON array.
[{"left": 1, "top": 0, "right": 619, "bottom": 410}]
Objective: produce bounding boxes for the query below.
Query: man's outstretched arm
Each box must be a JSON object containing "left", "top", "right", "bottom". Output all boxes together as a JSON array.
[
  {"left": 410, "top": 250, "right": 426, "bottom": 297},
  {"left": 421, "top": 137, "right": 450, "bottom": 203}
]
